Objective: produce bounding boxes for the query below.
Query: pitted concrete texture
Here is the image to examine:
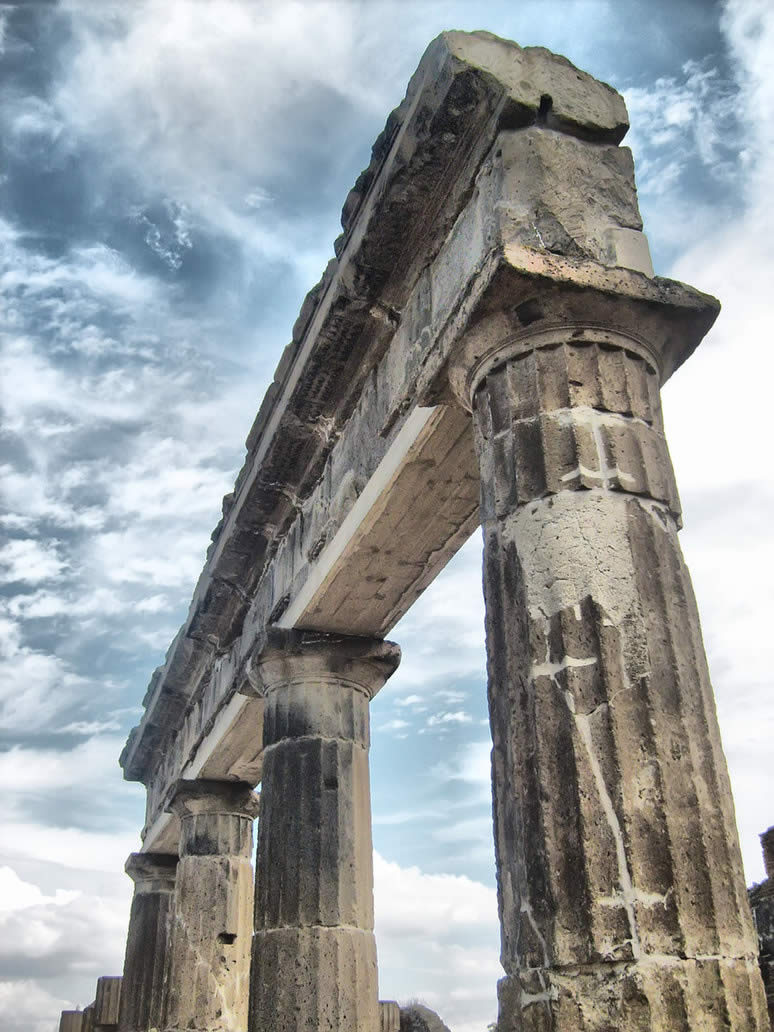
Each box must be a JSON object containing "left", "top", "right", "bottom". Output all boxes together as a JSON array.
[
  {"left": 749, "top": 827, "right": 774, "bottom": 1025},
  {"left": 251, "top": 926, "right": 379, "bottom": 1032},
  {"left": 164, "top": 781, "right": 258, "bottom": 1032},
  {"left": 119, "top": 853, "right": 177, "bottom": 1032},
  {"left": 250, "top": 631, "right": 399, "bottom": 1032},
  {"left": 463, "top": 310, "right": 767, "bottom": 1028}
]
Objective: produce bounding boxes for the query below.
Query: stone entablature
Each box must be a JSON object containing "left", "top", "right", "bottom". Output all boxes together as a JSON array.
[
  {"left": 119, "top": 31, "right": 631, "bottom": 808},
  {"left": 120, "top": 33, "right": 717, "bottom": 852}
]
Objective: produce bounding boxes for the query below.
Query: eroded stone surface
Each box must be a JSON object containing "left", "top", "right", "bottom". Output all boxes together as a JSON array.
[
  {"left": 93, "top": 977, "right": 121, "bottom": 1029},
  {"left": 461, "top": 308, "right": 766, "bottom": 1029},
  {"left": 250, "top": 631, "right": 399, "bottom": 1032},
  {"left": 164, "top": 780, "right": 259, "bottom": 1032},
  {"left": 749, "top": 827, "right": 774, "bottom": 1026},
  {"left": 119, "top": 853, "right": 177, "bottom": 1032},
  {"left": 59, "top": 1013, "right": 87, "bottom": 1032},
  {"left": 379, "top": 1000, "right": 401, "bottom": 1032}
]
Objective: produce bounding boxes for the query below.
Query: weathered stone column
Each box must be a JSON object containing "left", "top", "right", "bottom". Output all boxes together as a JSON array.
[
  {"left": 59, "top": 1012, "right": 87, "bottom": 1032},
  {"left": 93, "top": 976, "right": 121, "bottom": 1030},
  {"left": 119, "top": 853, "right": 177, "bottom": 1032},
  {"left": 249, "top": 629, "right": 401, "bottom": 1032},
  {"left": 164, "top": 780, "right": 259, "bottom": 1032},
  {"left": 749, "top": 827, "right": 774, "bottom": 1026},
  {"left": 449, "top": 292, "right": 768, "bottom": 1029}
]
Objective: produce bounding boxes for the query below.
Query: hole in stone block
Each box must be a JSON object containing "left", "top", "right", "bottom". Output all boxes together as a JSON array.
[
  {"left": 217, "top": 932, "right": 236, "bottom": 944},
  {"left": 514, "top": 299, "right": 543, "bottom": 326},
  {"left": 538, "top": 93, "right": 553, "bottom": 123}
]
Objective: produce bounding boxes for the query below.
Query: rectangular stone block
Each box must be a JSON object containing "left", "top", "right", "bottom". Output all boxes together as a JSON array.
[
  {"left": 379, "top": 1001, "right": 401, "bottom": 1032},
  {"left": 59, "top": 1013, "right": 86, "bottom": 1032},
  {"left": 93, "top": 976, "right": 121, "bottom": 1027}
]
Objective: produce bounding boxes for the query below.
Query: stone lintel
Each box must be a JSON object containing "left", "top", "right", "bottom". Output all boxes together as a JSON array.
[
  {"left": 446, "top": 248, "right": 720, "bottom": 411},
  {"left": 250, "top": 628, "right": 401, "bottom": 701},
  {"left": 124, "top": 851, "right": 177, "bottom": 892}
]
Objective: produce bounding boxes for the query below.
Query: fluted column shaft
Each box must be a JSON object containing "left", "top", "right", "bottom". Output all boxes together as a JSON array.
[
  {"left": 457, "top": 324, "right": 767, "bottom": 1030},
  {"left": 249, "top": 629, "right": 400, "bottom": 1032},
  {"left": 163, "top": 780, "right": 259, "bottom": 1032},
  {"left": 119, "top": 853, "right": 177, "bottom": 1032}
]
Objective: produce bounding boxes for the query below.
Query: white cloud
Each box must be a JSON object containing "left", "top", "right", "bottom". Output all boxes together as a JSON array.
[
  {"left": 1, "top": 820, "right": 140, "bottom": 877},
  {"left": 374, "top": 852, "right": 500, "bottom": 1032},
  {"left": 427, "top": 711, "right": 473, "bottom": 727},
  {"left": 653, "top": 0, "right": 774, "bottom": 882},
  {"left": 379, "top": 718, "right": 410, "bottom": 733},
  {"left": 0, "top": 538, "right": 68, "bottom": 585},
  {"left": 0, "top": 867, "right": 77, "bottom": 914},
  {"left": 0, "top": 980, "right": 73, "bottom": 1032},
  {"left": 0, "top": 619, "right": 93, "bottom": 731},
  {"left": 0, "top": 737, "right": 126, "bottom": 795},
  {"left": 54, "top": 0, "right": 396, "bottom": 257}
]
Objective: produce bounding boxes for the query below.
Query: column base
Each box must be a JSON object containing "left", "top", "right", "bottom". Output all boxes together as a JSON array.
[
  {"left": 497, "top": 955, "right": 769, "bottom": 1031},
  {"left": 251, "top": 926, "right": 378, "bottom": 1032}
]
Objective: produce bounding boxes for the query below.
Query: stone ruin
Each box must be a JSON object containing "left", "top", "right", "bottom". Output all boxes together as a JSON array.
[
  {"left": 57, "top": 29, "right": 770, "bottom": 1032},
  {"left": 749, "top": 828, "right": 774, "bottom": 1025}
]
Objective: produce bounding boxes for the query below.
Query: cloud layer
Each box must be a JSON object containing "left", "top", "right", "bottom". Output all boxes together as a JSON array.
[{"left": 0, "top": 2, "right": 771, "bottom": 1031}]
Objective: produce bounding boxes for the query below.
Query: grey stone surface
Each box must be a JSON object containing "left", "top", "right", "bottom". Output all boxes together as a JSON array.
[
  {"left": 164, "top": 780, "right": 259, "bottom": 1032},
  {"left": 379, "top": 1000, "right": 401, "bottom": 1032},
  {"left": 249, "top": 631, "right": 400, "bottom": 1032},
  {"left": 59, "top": 1013, "right": 87, "bottom": 1032},
  {"left": 93, "top": 977, "right": 121, "bottom": 1028},
  {"left": 456, "top": 300, "right": 766, "bottom": 1027},
  {"left": 118, "top": 852, "right": 177, "bottom": 1032},
  {"left": 749, "top": 827, "right": 774, "bottom": 1026}
]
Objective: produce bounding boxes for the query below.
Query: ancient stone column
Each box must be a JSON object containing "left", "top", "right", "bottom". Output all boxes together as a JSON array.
[
  {"left": 749, "top": 827, "right": 774, "bottom": 1026},
  {"left": 93, "top": 976, "right": 121, "bottom": 1030},
  {"left": 164, "top": 779, "right": 259, "bottom": 1032},
  {"left": 249, "top": 629, "right": 401, "bottom": 1032},
  {"left": 449, "top": 294, "right": 768, "bottom": 1029},
  {"left": 119, "top": 853, "right": 177, "bottom": 1032}
]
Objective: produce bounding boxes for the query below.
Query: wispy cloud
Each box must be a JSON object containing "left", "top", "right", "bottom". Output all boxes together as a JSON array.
[{"left": 0, "top": 3, "right": 771, "bottom": 1031}]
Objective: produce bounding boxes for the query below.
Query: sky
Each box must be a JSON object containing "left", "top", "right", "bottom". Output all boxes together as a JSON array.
[{"left": 0, "top": 1, "right": 771, "bottom": 1031}]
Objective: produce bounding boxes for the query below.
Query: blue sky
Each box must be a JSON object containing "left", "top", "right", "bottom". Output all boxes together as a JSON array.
[{"left": 0, "top": 2, "right": 772, "bottom": 1030}]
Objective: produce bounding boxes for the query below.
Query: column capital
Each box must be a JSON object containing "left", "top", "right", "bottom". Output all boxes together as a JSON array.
[
  {"left": 249, "top": 628, "right": 401, "bottom": 701},
  {"left": 124, "top": 851, "right": 177, "bottom": 891},
  {"left": 446, "top": 257, "right": 719, "bottom": 412},
  {"left": 165, "top": 777, "right": 260, "bottom": 821}
]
